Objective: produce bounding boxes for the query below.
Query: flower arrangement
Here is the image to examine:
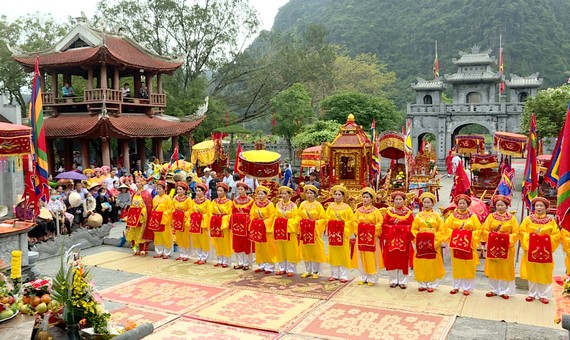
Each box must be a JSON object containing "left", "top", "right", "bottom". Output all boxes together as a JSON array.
[
  {"left": 22, "top": 277, "right": 52, "bottom": 298},
  {"left": 50, "top": 245, "right": 110, "bottom": 336},
  {"left": 391, "top": 171, "right": 406, "bottom": 189}
]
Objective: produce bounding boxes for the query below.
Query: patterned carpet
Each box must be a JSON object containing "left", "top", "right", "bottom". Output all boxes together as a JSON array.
[
  {"left": 83, "top": 251, "right": 133, "bottom": 266},
  {"left": 147, "top": 318, "right": 277, "bottom": 340},
  {"left": 185, "top": 289, "right": 321, "bottom": 333},
  {"left": 101, "top": 277, "right": 227, "bottom": 313},
  {"left": 224, "top": 273, "right": 345, "bottom": 300},
  {"left": 288, "top": 301, "right": 456, "bottom": 340},
  {"left": 109, "top": 306, "right": 178, "bottom": 328}
]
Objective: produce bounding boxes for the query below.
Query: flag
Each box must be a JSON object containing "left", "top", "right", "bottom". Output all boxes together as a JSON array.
[
  {"left": 405, "top": 119, "right": 412, "bottom": 155},
  {"left": 29, "top": 55, "right": 50, "bottom": 214},
  {"left": 496, "top": 166, "right": 515, "bottom": 197},
  {"left": 522, "top": 113, "right": 538, "bottom": 210},
  {"left": 451, "top": 160, "right": 471, "bottom": 199},
  {"left": 370, "top": 119, "right": 376, "bottom": 143},
  {"left": 545, "top": 128, "right": 563, "bottom": 187},
  {"left": 169, "top": 146, "right": 179, "bottom": 170},
  {"left": 499, "top": 44, "right": 505, "bottom": 94},
  {"left": 433, "top": 41, "right": 440, "bottom": 79},
  {"left": 557, "top": 103, "right": 570, "bottom": 231},
  {"left": 234, "top": 140, "right": 243, "bottom": 174}
]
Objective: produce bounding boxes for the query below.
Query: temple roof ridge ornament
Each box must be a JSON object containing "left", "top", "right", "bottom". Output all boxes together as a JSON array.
[
  {"left": 453, "top": 45, "right": 495, "bottom": 66},
  {"left": 411, "top": 77, "right": 446, "bottom": 91},
  {"left": 505, "top": 73, "right": 543, "bottom": 88}
]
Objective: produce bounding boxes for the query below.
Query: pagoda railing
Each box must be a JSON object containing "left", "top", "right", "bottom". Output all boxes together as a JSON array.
[
  {"left": 84, "top": 89, "right": 122, "bottom": 103},
  {"left": 150, "top": 93, "right": 166, "bottom": 106},
  {"left": 42, "top": 92, "right": 54, "bottom": 104}
]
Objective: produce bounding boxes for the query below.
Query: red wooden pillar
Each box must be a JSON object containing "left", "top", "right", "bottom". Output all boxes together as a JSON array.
[
  {"left": 81, "top": 139, "right": 90, "bottom": 169},
  {"left": 137, "top": 138, "right": 146, "bottom": 169},
  {"left": 46, "top": 139, "right": 54, "bottom": 175},
  {"left": 63, "top": 141, "right": 73, "bottom": 171}
]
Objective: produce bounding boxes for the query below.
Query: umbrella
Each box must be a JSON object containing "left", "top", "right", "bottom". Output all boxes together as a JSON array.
[{"left": 55, "top": 171, "right": 88, "bottom": 181}]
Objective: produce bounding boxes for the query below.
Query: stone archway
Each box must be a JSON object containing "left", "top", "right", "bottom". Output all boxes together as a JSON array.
[{"left": 417, "top": 131, "right": 437, "bottom": 155}]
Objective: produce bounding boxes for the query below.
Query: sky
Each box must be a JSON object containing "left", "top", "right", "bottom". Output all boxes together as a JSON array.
[{"left": 3, "top": 0, "right": 289, "bottom": 44}]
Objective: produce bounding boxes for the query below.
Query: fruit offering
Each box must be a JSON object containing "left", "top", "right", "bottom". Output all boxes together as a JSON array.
[{"left": 0, "top": 293, "right": 17, "bottom": 321}]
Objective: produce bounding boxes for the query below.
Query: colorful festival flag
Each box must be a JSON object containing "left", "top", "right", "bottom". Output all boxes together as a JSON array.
[
  {"left": 433, "top": 40, "right": 440, "bottom": 79},
  {"left": 496, "top": 166, "right": 515, "bottom": 197},
  {"left": 370, "top": 119, "right": 376, "bottom": 143},
  {"left": 544, "top": 125, "right": 563, "bottom": 188},
  {"left": 522, "top": 113, "right": 538, "bottom": 210},
  {"left": 499, "top": 35, "right": 505, "bottom": 94},
  {"left": 234, "top": 140, "right": 243, "bottom": 174},
  {"left": 28, "top": 56, "right": 50, "bottom": 214},
  {"left": 405, "top": 119, "right": 413, "bottom": 155},
  {"left": 557, "top": 103, "right": 570, "bottom": 231}
]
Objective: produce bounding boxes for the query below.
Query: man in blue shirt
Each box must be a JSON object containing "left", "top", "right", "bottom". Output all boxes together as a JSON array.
[{"left": 62, "top": 82, "right": 75, "bottom": 97}]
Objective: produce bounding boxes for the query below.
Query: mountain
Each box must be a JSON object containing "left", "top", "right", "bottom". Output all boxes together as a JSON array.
[{"left": 271, "top": 0, "right": 570, "bottom": 106}]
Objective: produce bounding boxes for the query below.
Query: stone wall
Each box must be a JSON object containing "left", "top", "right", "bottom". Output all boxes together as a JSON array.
[
  {"left": 33, "top": 224, "right": 112, "bottom": 261},
  {"left": 0, "top": 171, "right": 24, "bottom": 217}
]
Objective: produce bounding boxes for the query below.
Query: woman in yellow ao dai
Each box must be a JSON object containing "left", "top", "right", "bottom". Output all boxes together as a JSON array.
[
  {"left": 519, "top": 197, "right": 560, "bottom": 304},
  {"left": 325, "top": 185, "right": 354, "bottom": 283},
  {"left": 192, "top": 183, "right": 211, "bottom": 264},
  {"left": 481, "top": 195, "right": 519, "bottom": 299},
  {"left": 444, "top": 194, "right": 481, "bottom": 295},
  {"left": 125, "top": 180, "right": 148, "bottom": 255},
  {"left": 171, "top": 181, "right": 194, "bottom": 261},
  {"left": 209, "top": 182, "right": 233, "bottom": 267},
  {"left": 152, "top": 181, "right": 173, "bottom": 259},
  {"left": 274, "top": 186, "right": 300, "bottom": 276},
  {"left": 411, "top": 192, "right": 446, "bottom": 292},
  {"left": 250, "top": 185, "right": 276, "bottom": 273},
  {"left": 298, "top": 185, "right": 327, "bottom": 278},
  {"left": 352, "top": 187, "right": 383, "bottom": 286}
]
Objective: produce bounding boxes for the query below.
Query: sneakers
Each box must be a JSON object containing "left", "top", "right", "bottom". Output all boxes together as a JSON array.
[
  {"left": 311, "top": 274, "right": 319, "bottom": 279},
  {"left": 301, "top": 272, "right": 310, "bottom": 278}
]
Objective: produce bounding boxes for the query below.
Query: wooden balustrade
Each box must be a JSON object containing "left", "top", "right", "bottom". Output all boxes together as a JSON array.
[
  {"left": 84, "top": 89, "right": 122, "bottom": 102},
  {"left": 151, "top": 93, "right": 166, "bottom": 106},
  {"left": 42, "top": 92, "right": 54, "bottom": 104}
]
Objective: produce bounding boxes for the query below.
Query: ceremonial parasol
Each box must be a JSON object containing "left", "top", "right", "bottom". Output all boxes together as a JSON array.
[{"left": 55, "top": 171, "right": 88, "bottom": 181}]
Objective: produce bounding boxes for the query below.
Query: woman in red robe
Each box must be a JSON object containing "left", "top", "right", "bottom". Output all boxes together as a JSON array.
[
  {"left": 231, "top": 182, "right": 255, "bottom": 270},
  {"left": 445, "top": 150, "right": 454, "bottom": 178},
  {"left": 382, "top": 191, "right": 414, "bottom": 289},
  {"left": 137, "top": 176, "right": 154, "bottom": 256}
]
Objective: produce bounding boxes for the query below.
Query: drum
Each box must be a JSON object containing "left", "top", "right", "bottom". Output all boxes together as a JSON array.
[{"left": 238, "top": 150, "right": 281, "bottom": 179}]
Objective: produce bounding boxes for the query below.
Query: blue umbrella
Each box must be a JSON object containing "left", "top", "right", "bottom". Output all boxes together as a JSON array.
[{"left": 55, "top": 171, "right": 88, "bottom": 181}]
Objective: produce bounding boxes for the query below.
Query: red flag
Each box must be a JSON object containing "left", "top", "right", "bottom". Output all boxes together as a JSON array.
[
  {"left": 522, "top": 113, "right": 538, "bottom": 209},
  {"left": 234, "top": 140, "right": 242, "bottom": 174},
  {"left": 433, "top": 41, "right": 440, "bottom": 78},
  {"left": 557, "top": 103, "right": 570, "bottom": 231},
  {"left": 451, "top": 160, "right": 471, "bottom": 199},
  {"left": 499, "top": 45, "right": 505, "bottom": 94}
]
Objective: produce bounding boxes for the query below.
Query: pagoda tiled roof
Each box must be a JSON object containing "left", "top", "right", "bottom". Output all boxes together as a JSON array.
[
  {"left": 44, "top": 113, "right": 204, "bottom": 139},
  {"left": 329, "top": 114, "right": 372, "bottom": 147},
  {"left": 444, "top": 72, "right": 502, "bottom": 83},
  {"left": 13, "top": 22, "right": 182, "bottom": 73},
  {"left": 411, "top": 78, "right": 446, "bottom": 91},
  {"left": 505, "top": 73, "right": 543, "bottom": 88},
  {"left": 452, "top": 53, "right": 495, "bottom": 65}
]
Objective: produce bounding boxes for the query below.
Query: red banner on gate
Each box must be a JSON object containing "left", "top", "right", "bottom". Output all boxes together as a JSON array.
[
  {"left": 327, "top": 220, "right": 345, "bottom": 246},
  {"left": 528, "top": 233, "right": 553, "bottom": 263}
]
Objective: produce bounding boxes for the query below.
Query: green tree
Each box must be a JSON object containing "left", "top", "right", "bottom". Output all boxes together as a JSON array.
[
  {"left": 331, "top": 52, "right": 396, "bottom": 97},
  {"left": 271, "top": 83, "right": 314, "bottom": 160},
  {"left": 0, "top": 14, "right": 69, "bottom": 114},
  {"left": 292, "top": 120, "right": 341, "bottom": 150},
  {"left": 96, "top": 0, "right": 259, "bottom": 91},
  {"left": 321, "top": 92, "right": 402, "bottom": 131},
  {"left": 521, "top": 85, "right": 570, "bottom": 138}
]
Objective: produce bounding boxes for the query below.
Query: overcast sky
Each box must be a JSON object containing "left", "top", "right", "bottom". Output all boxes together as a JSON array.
[{"left": 3, "top": 0, "right": 289, "bottom": 44}]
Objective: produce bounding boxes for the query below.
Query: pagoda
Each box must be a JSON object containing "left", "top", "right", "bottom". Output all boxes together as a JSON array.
[{"left": 12, "top": 16, "right": 204, "bottom": 173}]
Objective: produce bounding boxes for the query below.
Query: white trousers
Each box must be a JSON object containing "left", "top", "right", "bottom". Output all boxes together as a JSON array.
[
  {"left": 277, "top": 261, "right": 297, "bottom": 273},
  {"left": 418, "top": 280, "right": 440, "bottom": 289},
  {"left": 452, "top": 278, "right": 475, "bottom": 292},
  {"left": 330, "top": 266, "right": 348, "bottom": 280},
  {"left": 195, "top": 248, "right": 208, "bottom": 261},
  {"left": 360, "top": 273, "right": 378, "bottom": 284},
  {"left": 388, "top": 270, "right": 408, "bottom": 285},
  {"left": 528, "top": 282, "right": 553, "bottom": 299},
  {"left": 178, "top": 247, "right": 190, "bottom": 259},
  {"left": 304, "top": 261, "right": 321, "bottom": 274},
  {"left": 217, "top": 255, "right": 229, "bottom": 265},
  {"left": 155, "top": 245, "right": 171, "bottom": 257},
  {"left": 258, "top": 262, "right": 275, "bottom": 272},
  {"left": 489, "top": 279, "right": 516, "bottom": 296},
  {"left": 236, "top": 252, "right": 252, "bottom": 266}
]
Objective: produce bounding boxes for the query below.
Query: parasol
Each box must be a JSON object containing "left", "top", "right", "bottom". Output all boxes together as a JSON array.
[
  {"left": 493, "top": 132, "right": 527, "bottom": 157},
  {"left": 55, "top": 171, "right": 88, "bottom": 181},
  {"left": 455, "top": 134, "right": 485, "bottom": 155},
  {"left": 301, "top": 145, "right": 325, "bottom": 169},
  {"left": 377, "top": 131, "right": 405, "bottom": 159},
  {"left": 190, "top": 140, "right": 216, "bottom": 165}
]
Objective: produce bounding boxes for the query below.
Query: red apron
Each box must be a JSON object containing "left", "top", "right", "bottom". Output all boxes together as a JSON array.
[
  {"left": 386, "top": 225, "right": 409, "bottom": 252},
  {"left": 300, "top": 219, "right": 316, "bottom": 244},
  {"left": 171, "top": 211, "right": 185, "bottom": 232},
  {"left": 189, "top": 212, "right": 202, "bottom": 234},
  {"left": 327, "top": 220, "right": 345, "bottom": 246},
  {"left": 449, "top": 229, "right": 473, "bottom": 260},
  {"left": 209, "top": 215, "right": 223, "bottom": 238},
  {"left": 415, "top": 232, "right": 437, "bottom": 259},
  {"left": 274, "top": 217, "right": 290, "bottom": 241},
  {"left": 147, "top": 211, "right": 164, "bottom": 232},
  {"left": 487, "top": 232, "right": 509, "bottom": 260},
  {"left": 126, "top": 207, "right": 142, "bottom": 228},
  {"left": 528, "top": 233, "right": 553, "bottom": 263},
  {"left": 231, "top": 213, "right": 249, "bottom": 237},
  {"left": 249, "top": 218, "right": 267, "bottom": 243},
  {"left": 357, "top": 223, "right": 376, "bottom": 251}
]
